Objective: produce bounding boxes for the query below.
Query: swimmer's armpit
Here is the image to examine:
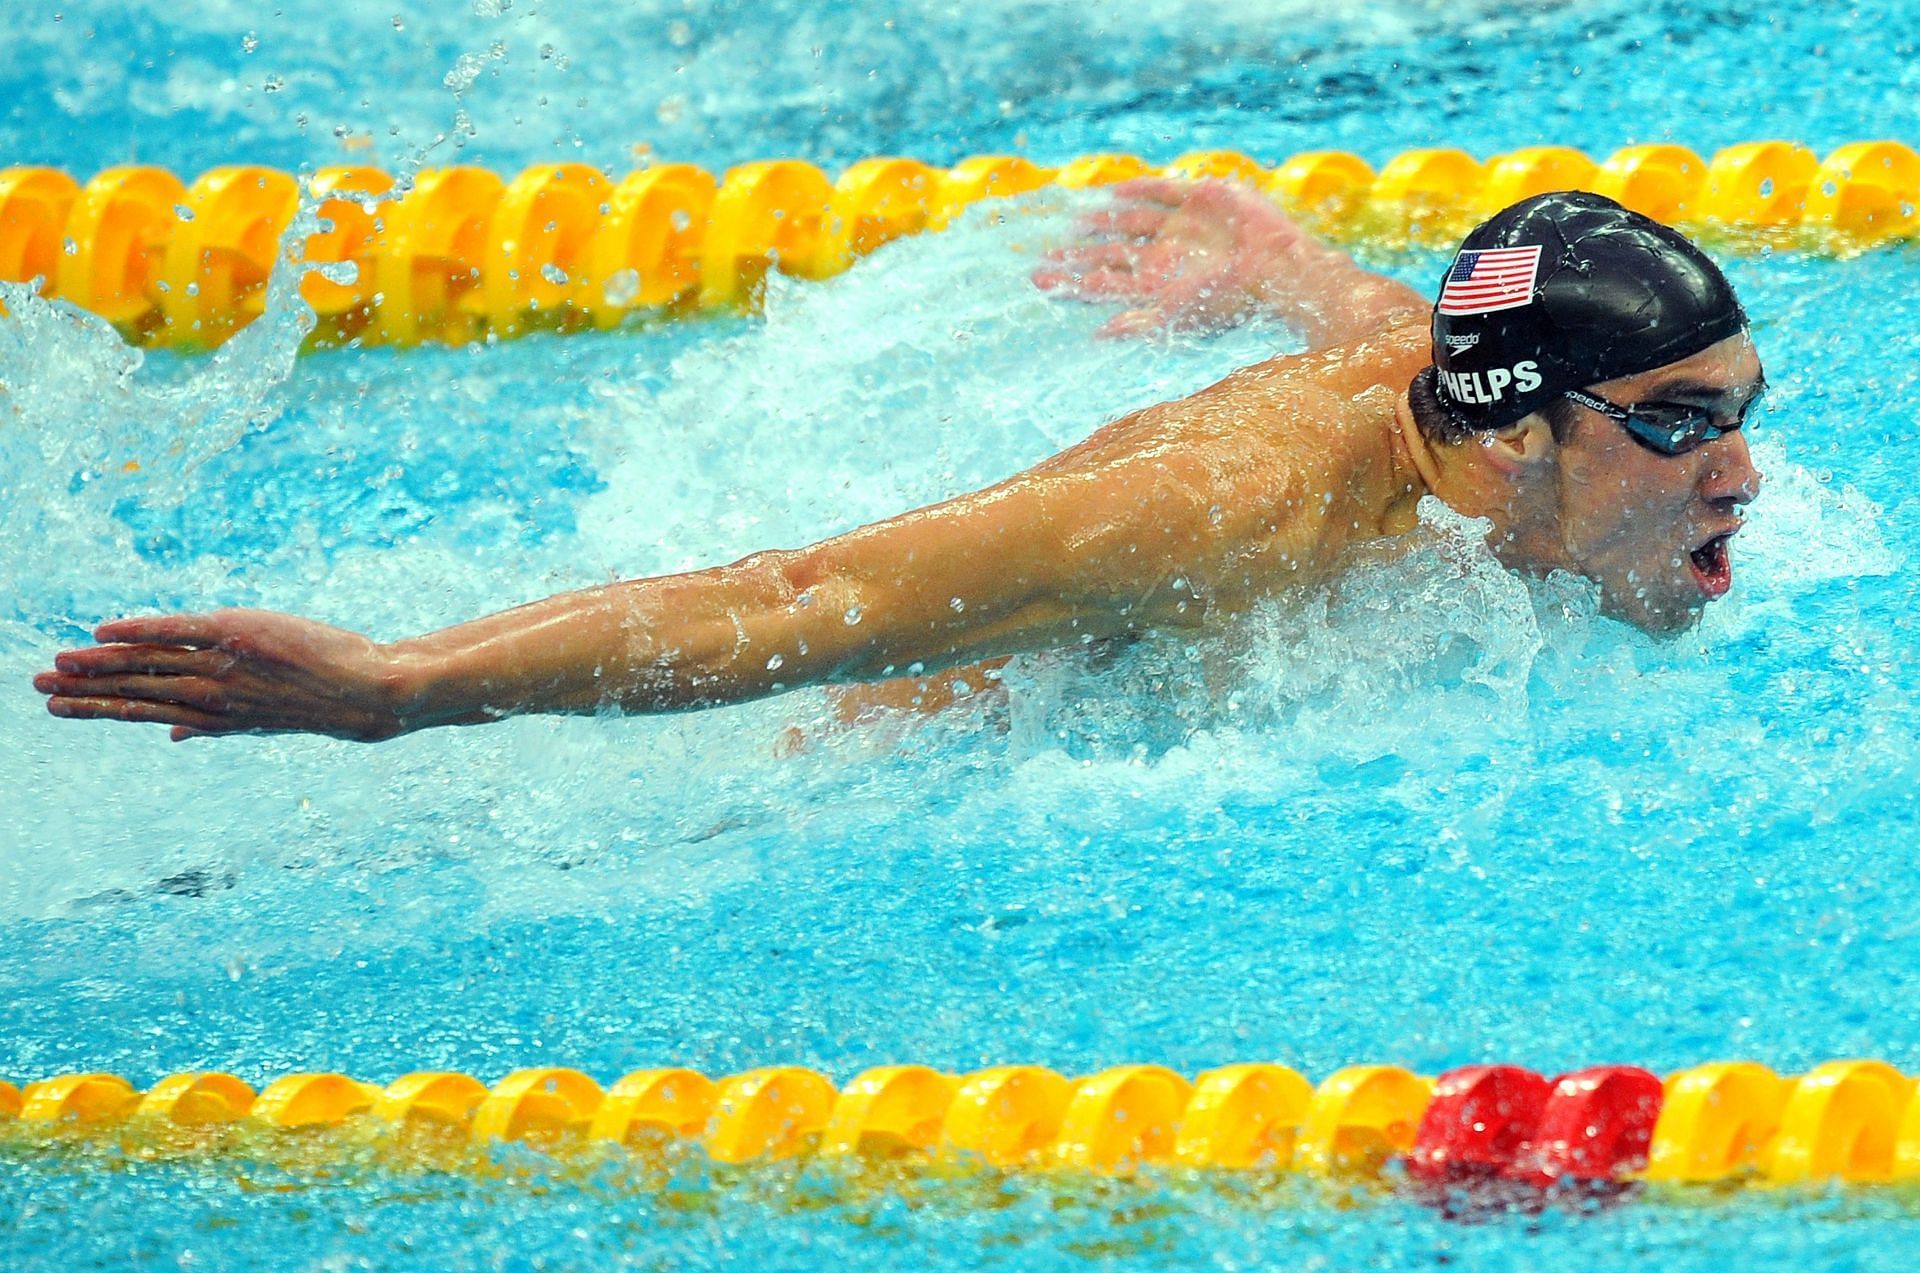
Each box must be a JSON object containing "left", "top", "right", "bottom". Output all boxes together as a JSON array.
[{"left": 1033, "top": 178, "right": 1425, "bottom": 345}]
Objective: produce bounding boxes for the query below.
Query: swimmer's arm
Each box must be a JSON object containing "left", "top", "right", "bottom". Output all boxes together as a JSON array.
[
  {"left": 1271, "top": 243, "right": 1428, "bottom": 348},
  {"left": 382, "top": 457, "right": 1223, "bottom": 730},
  {"left": 1037, "top": 178, "right": 1426, "bottom": 346},
  {"left": 35, "top": 422, "right": 1276, "bottom": 741}
]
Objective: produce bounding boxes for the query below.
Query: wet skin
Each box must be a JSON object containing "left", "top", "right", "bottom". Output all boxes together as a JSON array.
[
  {"left": 1400, "top": 332, "right": 1765, "bottom": 635},
  {"left": 30, "top": 182, "right": 1767, "bottom": 742}
]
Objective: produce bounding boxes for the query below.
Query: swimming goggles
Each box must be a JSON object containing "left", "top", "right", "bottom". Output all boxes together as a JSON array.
[{"left": 1561, "top": 386, "right": 1763, "bottom": 457}]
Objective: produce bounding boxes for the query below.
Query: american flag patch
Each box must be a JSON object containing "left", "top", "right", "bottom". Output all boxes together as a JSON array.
[{"left": 1437, "top": 245, "right": 1542, "bottom": 316}]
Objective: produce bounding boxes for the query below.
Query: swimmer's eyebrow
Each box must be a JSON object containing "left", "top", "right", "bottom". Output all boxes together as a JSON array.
[{"left": 1642, "top": 376, "right": 1767, "bottom": 410}]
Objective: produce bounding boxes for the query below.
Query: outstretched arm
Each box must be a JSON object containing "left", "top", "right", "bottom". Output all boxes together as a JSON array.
[
  {"left": 1034, "top": 178, "right": 1426, "bottom": 345},
  {"left": 33, "top": 372, "right": 1321, "bottom": 742}
]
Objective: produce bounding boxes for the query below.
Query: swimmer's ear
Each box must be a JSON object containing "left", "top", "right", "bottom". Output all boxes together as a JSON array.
[{"left": 1477, "top": 413, "right": 1557, "bottom": 476}]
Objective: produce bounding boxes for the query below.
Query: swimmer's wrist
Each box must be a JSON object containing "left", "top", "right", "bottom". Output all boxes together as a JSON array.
[{"left": 376, "top": 643, "right": 472, "bottom": 734}]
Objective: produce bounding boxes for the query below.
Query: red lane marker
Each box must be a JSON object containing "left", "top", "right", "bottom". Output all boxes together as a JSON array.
[
  {"left": 1507, "top": 1065, "right": 1665, "bottom": 1186},
  {"left": 1408, "top": 1065, "right": 1552, "bottom": 1183}
]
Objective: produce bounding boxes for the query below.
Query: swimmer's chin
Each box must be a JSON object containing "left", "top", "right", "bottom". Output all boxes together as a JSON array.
[{"left": 1600, "top": 592, "right": 1709, "bottom": 640}]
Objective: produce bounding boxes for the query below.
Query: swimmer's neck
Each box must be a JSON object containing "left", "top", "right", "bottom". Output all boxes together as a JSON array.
[
  {"left": 1382, "top": 395, "right": 1436, "bottom": 534},
  {"left": 1386, "top": 392, "right": 1520, "bottom": 531}
]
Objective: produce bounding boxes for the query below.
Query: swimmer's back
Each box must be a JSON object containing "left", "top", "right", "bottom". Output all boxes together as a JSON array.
[{"left": 1025, "top": 317, "right": 1430, "bottom": 605}]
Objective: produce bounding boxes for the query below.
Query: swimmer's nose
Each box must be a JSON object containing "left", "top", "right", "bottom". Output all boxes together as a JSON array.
[{"left": 1702, "top": 430, "right": 1762, "bottom": 506}]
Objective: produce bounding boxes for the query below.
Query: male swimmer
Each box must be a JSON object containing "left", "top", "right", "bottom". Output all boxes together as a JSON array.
[{"left": 32, "top": 188, "right": 1764, "bottom": 742}]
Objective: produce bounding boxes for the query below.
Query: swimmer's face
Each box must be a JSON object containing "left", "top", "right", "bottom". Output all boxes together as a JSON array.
[{"left": 1543, "top": 332, "right": 1766, "bottom": 633}]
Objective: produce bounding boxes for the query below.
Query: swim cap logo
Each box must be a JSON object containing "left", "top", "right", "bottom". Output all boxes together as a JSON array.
[
  {"left": 1443, "top": 333, "right": 1481, "bottom": 350},
  {"left": 1438, "top": 361, "right": 1543, "bottom": 406},
  {"left": 1437, "top": 245, "right": 1542, "bottom": 316}
]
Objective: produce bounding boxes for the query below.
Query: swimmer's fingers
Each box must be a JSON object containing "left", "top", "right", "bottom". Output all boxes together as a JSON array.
[
  {"left": 1035, "top": 243, "right": 1187, "bottom": 298},
  {"left": 34, "top": 671, "right": 236, "bottom": 712},
  {"left": 1073, "top": 206, "right": 1171, "bottom": 241},
  {"left": 41, "top": 694, "right": 228, "bottom": 733},
  {"left": 1099, "top": 308, "right": 1165, "bottom": 338},
  {"left": 1032, "top": 264, "right": 1160, "bottom": 299},
  {"left": 92, "top": 612, "right": 236, "bottom": 648},
  {"left": 41, "top": 685, "right": 317, "bottom": 740},
  {"left": 1097, "top": 270, "right": 1252, "bottom": 339},
  {"left": 1098, "top": 304, "right": 1217, "bottom": 339},
  {"left": 49, "top": 643, "right": 235, "bottom": 677},
  {"left": 1043, "top": 242, "right": 1144, "bottom": 271}
]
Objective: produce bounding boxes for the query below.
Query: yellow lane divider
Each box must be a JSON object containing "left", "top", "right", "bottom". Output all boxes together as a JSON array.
[
  {"left": 5, "top": 1057, "right": 1920, "bottom": 1190},
  {"left": 0, "top": 141, "right": 1914, "bottom": 352}
]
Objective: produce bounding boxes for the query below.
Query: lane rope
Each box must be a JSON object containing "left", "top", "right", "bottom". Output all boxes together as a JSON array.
[
  {"left": 5, "top": 1057, "right": 1916, "bottom": 1189},
  {"left": 0, "top": 141, "right": 1913, "bottom": 351}
]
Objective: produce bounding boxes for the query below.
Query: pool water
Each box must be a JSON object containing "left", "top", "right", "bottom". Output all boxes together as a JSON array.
[{"left": 5, "top": 0, "right": 1920, "bottom": 1267}]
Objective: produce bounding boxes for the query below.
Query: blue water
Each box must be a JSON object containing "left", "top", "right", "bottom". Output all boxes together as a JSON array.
[{"left": 5, "top": 0, "right": 1920, "bottom": 1268}]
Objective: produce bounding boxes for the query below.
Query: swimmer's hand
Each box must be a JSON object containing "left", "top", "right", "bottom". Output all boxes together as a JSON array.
[
  {"left": 1032, "top": 178, "right": 1425, "bottom": 346},
  {"left": 1034, "top": 178, "right": 1306, "bottom": 337},
  {"left": 33, "top": 610, "right": 406, "bottom": 742}
]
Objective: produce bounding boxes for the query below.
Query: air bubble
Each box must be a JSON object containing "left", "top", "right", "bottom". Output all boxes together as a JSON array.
[
  {"left": 603, "top": 269, "right": 640, "bottom": 306},
  {"left": 765, "top": 653, "right": 784, "bottom": 671},
  {"left": 843, "top": 606, "right": 863, "bottom": 626}
]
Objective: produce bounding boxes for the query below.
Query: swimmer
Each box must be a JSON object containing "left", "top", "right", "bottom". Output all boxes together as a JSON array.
[{"left": 32, "top": 187, "right": 1764, "bottom": 742}]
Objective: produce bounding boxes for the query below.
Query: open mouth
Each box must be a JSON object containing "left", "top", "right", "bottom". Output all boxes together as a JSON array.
[{"left": 1687, "top": 532, "right": 1735, "bottom": 599}]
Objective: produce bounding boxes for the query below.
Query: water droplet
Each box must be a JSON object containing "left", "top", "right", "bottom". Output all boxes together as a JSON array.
[
  {"left": 315, "top": 259, "right": 359, "bottom": 285},
  {"left": 540, "top": 263, "right": 569, "bottom": 285},
  {"left": 603, "top": 269, "right": 640, "bottom": 306},
  {"left": 843, "top": 606, "right": 863, "bottom": 626},
  {"left": 262, "top": 75, "right": 285, "bottom": 93},
  {"left": 670, "top": 209, "right": 692, "bottom": 233},
  {"left": 62, "top": 237, "right": 76, "bottom": 256},
  {"left": 949, "top": 596, "right": 966, "bottom": 613},
  {"left": 765, "top": 653, "right": 784, "bottom": 671},
  {"left": 1758, "top": 177, "right": 1776, "bottom": 198},
  {"left": 174, "top": 204, "right": 195, "bottom": 221},
  {"left": 391, "top": 14, "right": 405, "bottom": 30},
  {"left": 241, "top": 32, "right": 259, "bottom": 53},
  {"left": 1207, "top": 504, "right": 1223, "bottom": 525}
]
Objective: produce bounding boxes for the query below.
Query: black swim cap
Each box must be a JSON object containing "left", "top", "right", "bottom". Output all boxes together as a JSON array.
[{"left": 1430, "top": 191, "right": 1748, "bottom": 431}]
